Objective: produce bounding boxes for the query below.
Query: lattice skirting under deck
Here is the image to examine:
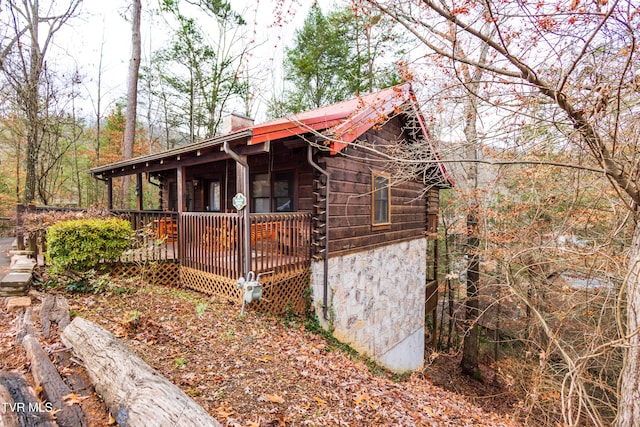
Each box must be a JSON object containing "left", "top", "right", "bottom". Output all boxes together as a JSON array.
[
  {"left": 109, "top": 261, "right": 180, "bottom": 287},
  {"left": 180, "top": 266, "right": 310, "bottom": 315}
]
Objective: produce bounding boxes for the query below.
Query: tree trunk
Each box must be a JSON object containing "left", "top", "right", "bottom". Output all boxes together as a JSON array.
[
  {"left": 460, "top": 78, "right": 481, "bottom": 377},
  {"left": 22, "top": 17, "right": 43, "bottom": 205},
  {"left": 61, "top": 317, "right": 221, "bottom": 427},
  {"left": 461, "top": 210, "right": 480, "bottom": 375},
  {"left": 617, "top": 223, "right": 640, "bottom": 426},
  {"left": 122, "top": 0, "right": 142, "bottom": 206}
]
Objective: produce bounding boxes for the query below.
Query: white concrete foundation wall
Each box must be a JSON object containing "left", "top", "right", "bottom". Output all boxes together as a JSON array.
[{"left": 311, "top": 238, "right": 427, "bottom": 372}]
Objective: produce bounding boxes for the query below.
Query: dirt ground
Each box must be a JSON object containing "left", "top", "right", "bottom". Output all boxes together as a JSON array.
[{"left": 0, "top": 274, "right": 522, "bottom": 426}]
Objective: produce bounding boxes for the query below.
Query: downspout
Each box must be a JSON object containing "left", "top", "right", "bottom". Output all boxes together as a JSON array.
[
  {"left": 147, "top": 173, "right": 160, "bottom": 187},
  {"left": 223, "top": 140, "right": 251, "bottom": 277},
  {"left": 307, "top": 146, "right": 330, "bottom": 320}
]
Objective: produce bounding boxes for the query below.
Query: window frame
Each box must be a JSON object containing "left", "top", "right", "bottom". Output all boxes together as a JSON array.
[
  {"left": 250, "top": 170, "right": 296, "bottom": 213},
  {"left": 371, "top": 171, "right": 391, "bottom": 227},
  {"left": 207, "top": 180, "right": 221, "bottom": 212},
  {"left": 250, "top": 173, "right": 271, "bottom": 213}
]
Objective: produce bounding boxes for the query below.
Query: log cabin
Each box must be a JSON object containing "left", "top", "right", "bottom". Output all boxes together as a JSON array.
[{"left": 89, "top": 83, "right": 451, "bottom": 371}]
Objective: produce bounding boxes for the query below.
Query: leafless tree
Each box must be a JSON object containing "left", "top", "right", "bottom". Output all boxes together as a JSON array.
[
  {"left": 0, "top": 0, "right": 82, "bottom": 204},
  {"left": 363, "top": 0, "right": 639, "bottom": 425}
]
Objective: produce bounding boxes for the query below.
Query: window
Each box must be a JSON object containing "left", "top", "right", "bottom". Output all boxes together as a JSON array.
[
  {"left": 372, "top": 172, "right": 390, "bottom": 225},
  {"left": 251, "top": 173, "right": 270, "bottom": 213},
  {"left": 274, "top": 172, "right": 294, "bottom": 212},
  {"left": 250, "top": 171, "right": 294, "bottom": 213},
  {"left": 208, "top": 181, "right": 221, "bottom": 212}
]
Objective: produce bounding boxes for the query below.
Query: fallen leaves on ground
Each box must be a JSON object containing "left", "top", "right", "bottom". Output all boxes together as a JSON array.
[
  {"left": 62, "top": 392, "right": 89, "bottom": 406},
  {"left": 55, "top": 283, "right": 521, "bottom": 426}
]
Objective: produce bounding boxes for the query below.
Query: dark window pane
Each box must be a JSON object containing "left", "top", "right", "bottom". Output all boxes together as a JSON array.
[
  {"left": 208, "top": 181, "right": 220, "bottom": 212},
  {"left": 373, "top": 174, "right": 389, "bottom": 224}
]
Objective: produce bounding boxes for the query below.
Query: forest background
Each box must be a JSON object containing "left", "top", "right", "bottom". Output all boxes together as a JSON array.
[{"left": 1, "top": 1, "right": 639, "bottom": 426}]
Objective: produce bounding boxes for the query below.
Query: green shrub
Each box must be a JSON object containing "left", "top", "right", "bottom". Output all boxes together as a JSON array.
[{"left": 46, "top": 217, "right": 132, "bottom": 275}]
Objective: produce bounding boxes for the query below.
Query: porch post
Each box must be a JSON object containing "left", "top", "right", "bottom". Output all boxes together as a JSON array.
[
  {"left": 177, "top": 166, "right": 186, "bottom": 213},
  {"left": 223, "top": 141, "right": 251, "bottom": 278},
  {"left": 136, "top": 173, "right": 143, "bottom": 211},
  {"left": 107, "top": 178, "right": 113, "bottom": 210}
]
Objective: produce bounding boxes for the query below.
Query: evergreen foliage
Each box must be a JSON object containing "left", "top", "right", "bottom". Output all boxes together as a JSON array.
[
  {"left": 46, "top": 218, "right": 132, "bottom": 275},
  {"left": 270, "top": 4, "right": 402, "bottom": 117}
]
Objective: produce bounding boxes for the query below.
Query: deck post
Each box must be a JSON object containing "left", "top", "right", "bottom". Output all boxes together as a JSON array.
[
  {"left": 107, "top": 178, "right": 113, "bottom": 210},
  {"left": 177, "top": 166, "right": 186, "bottom": 213},
  {"left": 136, "top": 173, "right": 143, "bottom": 210},
  {"left": 15, "top": 204, "right": 25, "bottom": 250},
  {"left": 177, "top": 166, "right": 186, "bottom": 262},
  {"left": 223, "top": 141, "right": 251, "bottom": 278}
]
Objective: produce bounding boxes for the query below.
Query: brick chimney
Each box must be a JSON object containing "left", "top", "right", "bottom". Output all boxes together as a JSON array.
[{"left": 222, "top": 112, "right": 254, "bottom": 134}]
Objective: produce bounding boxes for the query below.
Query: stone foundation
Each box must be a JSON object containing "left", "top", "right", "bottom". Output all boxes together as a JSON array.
[{"left": 311, "top": 238, "right": 426, "bottom": 372}]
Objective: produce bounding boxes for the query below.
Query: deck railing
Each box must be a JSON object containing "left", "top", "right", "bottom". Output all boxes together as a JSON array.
[
  {"left": 180, "top": 212, "right": 312, "bottom": 279},
  {"left": 247, "top": 213, "right": 312, "bottom": 274},
  {"left": 20, "top": 205, "right": 311, "bottom": 279},
  {"left": 21, "top": 206, "right": 178, "bottom": 263},
  {"left": 110, "top": 210, "right": 178, "bottom": 263},
  {"left": 180, "top": 213, "right": 242, "bottom": 279}
]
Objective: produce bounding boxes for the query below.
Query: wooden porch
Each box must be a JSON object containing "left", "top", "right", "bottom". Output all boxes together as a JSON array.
[
  {"left": 20, "top": 206, "right": 313, "bottom": 314},
  {"left": 93, "top": 210, "right": 312, "bottom": 279},
  {"left": 179, "top": 212, "right": 312, "bottom": 279},
  {"left": 177, "top": 212, "right": 312, "bottom": 313}
]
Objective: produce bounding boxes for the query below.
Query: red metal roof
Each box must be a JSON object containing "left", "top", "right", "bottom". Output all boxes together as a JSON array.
[
  {"left": 250, "top": 83, "right": 414, "bottom": 154},
  {"left": 245, "top": 83, "right": 451, "bottom": 185},
  {"left": 88, "top": 83, "right": 452, "bottom": 185}
]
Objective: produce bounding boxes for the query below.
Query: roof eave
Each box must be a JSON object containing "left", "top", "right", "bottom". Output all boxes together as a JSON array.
[{"left": 89, "top": 129, "right": 253, "bottom": 178}]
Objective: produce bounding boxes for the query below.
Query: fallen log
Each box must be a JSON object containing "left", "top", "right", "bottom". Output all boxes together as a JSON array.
[
  {"left": 0, "top": 371, "right": 56, "bottom": 427},
  {"left": 61, "top": 317, "right": 221, "bottom": 427},
  {"left": 39, "top": 296, "right": 70, "bottom": 339},
  {"left": 22, "top": 335, "right": 87, "bottom": 427},
  {"left": 52, "top": 349, "right": 93, "bottom": 396}
]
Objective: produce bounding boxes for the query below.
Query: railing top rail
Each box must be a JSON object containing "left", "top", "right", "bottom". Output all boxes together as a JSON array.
[
  {"left": 30, "top": 206, "right": 177, "bottom": 216},
  {"left": 249, "top": 212, "right": 312, "bottom": 220},
  {"left": 33, "top": 206, "right": 86, "bottom": 212},
  {"left": 181, "top": 212, "right": 241, "bottom": 218},
  {"left": 110, "top": 209, "right": 175, "bottom": 214},
  {"left": 180, "top": 212, "right": 311, "bottom": 219}
]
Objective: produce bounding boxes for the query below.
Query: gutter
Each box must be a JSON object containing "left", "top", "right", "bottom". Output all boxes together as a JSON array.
[
  {"left": 307, "top": 146, "right": 330, "bottom": 320},
  {"left": 223, "top": 140, "right": 251, "bottom": 277}
]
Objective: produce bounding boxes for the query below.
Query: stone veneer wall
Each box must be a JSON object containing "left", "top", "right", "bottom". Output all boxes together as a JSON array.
[{"left": 310, "top": 238, "right": 426, "bottom": 372}]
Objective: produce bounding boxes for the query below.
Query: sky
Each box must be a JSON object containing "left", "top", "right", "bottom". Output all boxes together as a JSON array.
[{"left": 54, "top": 0, "right": 336, "bottom": 123}]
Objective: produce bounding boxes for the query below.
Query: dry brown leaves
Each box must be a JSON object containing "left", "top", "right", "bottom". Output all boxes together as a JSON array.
[{"left": 57, "top": 283, "right": 519, "bottom": 426}]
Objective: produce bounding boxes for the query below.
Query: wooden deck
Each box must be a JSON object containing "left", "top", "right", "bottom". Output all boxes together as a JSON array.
[
  {"left": 22, "top": 207, "right": 311, "bottom": 283},
  {"left": 180, "top": 212, "right": 312, "bottom": 278}
]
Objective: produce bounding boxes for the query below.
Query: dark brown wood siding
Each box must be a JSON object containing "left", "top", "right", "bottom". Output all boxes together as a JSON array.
[{"left": 320, "top": 116, "right": 434, "bottom": 256}]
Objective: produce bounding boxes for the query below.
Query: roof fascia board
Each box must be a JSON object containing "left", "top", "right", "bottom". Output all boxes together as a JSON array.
[
  {"left": 89, "top": 129, "right": 253, "bottom": 175},
  {"left": 89, "top": 130, "right": 253, "bottom": 177},
  {"left": 91, "top": 132, "right": 265, "bottom": 179}
]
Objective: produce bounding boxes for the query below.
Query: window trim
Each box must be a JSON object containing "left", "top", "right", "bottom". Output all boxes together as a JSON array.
[
  {"left": 207, "top": 179, "right": 221, "bottom": 212},
  {"left": 371, "top": 171, "right": 391, "bottom": 227},
  {"left": 249, "top": 170, "right": 296, "bottom": 213}
]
